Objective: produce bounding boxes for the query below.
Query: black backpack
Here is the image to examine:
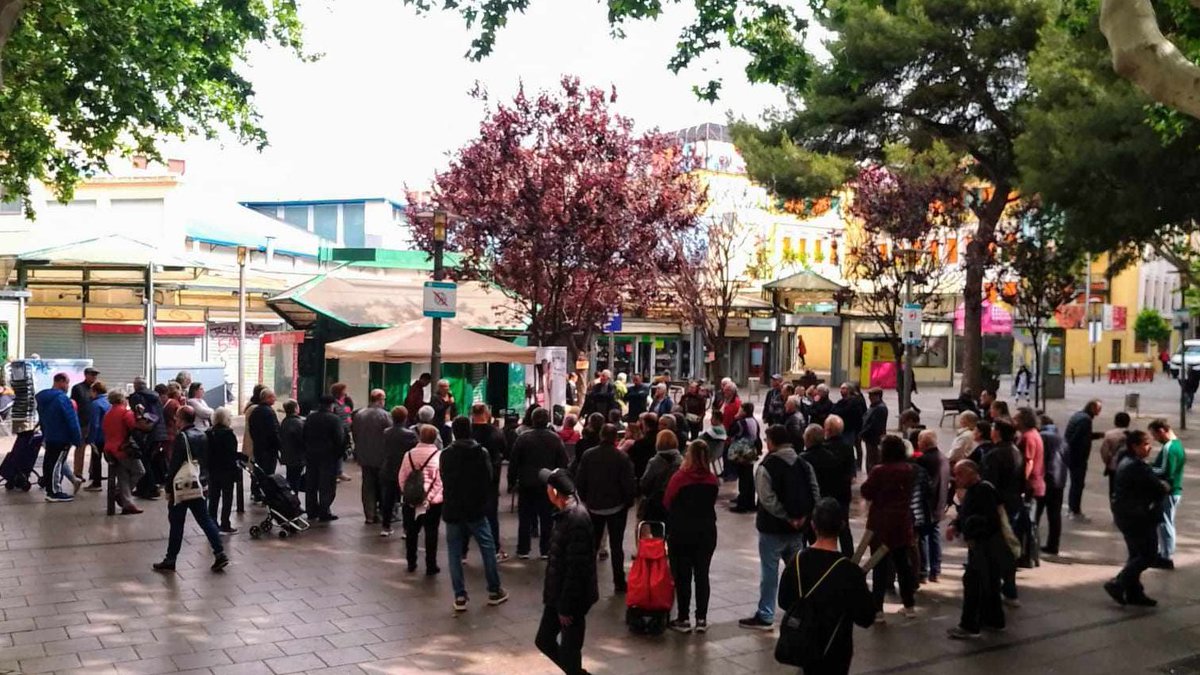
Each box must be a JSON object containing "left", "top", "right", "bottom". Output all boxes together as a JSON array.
[
  {"left": 402, "top": 451, "right": 440, "bottom": 508},
  {"left": 775, "top": 555, "right": 849, "bottom": 669},
  {"left": 773, "top": 454, "right": 816, "bottom": 522}
]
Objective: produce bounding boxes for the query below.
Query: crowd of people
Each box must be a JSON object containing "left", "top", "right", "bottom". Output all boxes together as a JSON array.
[{"left": 20, "top": 366, "right": 1188, "bottom": 675}]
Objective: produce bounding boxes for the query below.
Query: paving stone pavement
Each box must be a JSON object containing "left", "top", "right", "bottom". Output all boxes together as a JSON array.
[{"left": 0, "top": 377, "right": 1198, "bottom": 674}]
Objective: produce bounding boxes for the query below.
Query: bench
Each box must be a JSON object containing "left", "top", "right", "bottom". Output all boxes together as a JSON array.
[{"left": 940, "top": 398, "right": 967, "bottom": 426}]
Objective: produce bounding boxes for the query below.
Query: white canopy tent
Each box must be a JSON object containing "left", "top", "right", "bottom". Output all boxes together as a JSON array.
[{"left": 325, "top": 318, "right": 536, "bottom": 364}]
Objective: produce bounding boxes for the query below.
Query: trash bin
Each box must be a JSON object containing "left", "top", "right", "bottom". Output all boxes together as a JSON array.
[{"left": 1124, "top": 392, "right": 1140, "bottom": 415}]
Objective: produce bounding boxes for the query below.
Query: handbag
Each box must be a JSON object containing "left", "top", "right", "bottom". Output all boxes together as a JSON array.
[
  {"left": 775, "top": 555, "right": 848, "bottom": 668},
  {"left": 997, "top": 505, "right": 1021, "bottom": 560},
  {"left": 728, "top": 419, "right": 761, "bottom": 464},
  {"left": 172, "top": 432, "right": 205, "bottom": 503}
]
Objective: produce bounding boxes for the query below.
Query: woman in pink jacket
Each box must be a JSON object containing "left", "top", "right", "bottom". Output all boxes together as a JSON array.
[
  {"left": 1015, "top": 407, "right": 1046, "bottom": 501},
  {"left": 398, "top": 424, "right": 444, "bottom": 575}
]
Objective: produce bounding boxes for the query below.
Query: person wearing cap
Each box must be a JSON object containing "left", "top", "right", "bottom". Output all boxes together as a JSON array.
[
  {"left": 763, "top": 374, "right": 787, "bottom": 426},
  {"left": 535, "top": 468, "right": 598, "bottom": 675},
  {"left": 71, "top": 367, "right": 103, "bottom": 489}
]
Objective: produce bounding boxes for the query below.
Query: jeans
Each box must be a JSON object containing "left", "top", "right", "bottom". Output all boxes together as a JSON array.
[
  {"left": 1160, "top": 494, "right": 1181, "bottom": 560},
  {"left": 1035, "top": 486, "right": 1064, "bottom": 553},
  {"left": 1068, "top": 461, "right": 1088, "bottom": 514},
  {"left": 518, "top": 488, "right": 554, "bottom": 556},
  {"left": 305, "top": 455, "right": 339, "bottom": 519},
  {"left": 113, "top": 456, "right": 145, "bottom": 509},
  {"left": 735, "top": 463, "right": 756, "bottom": 510},
  {"left": 165, "top": 496, "right": 224, "bottom": 561},
  {"left": 42, "top": 442, "right": 70, "bottom": 495},
  {"left": 360, "top": 465, "right": 382, "bottom": 522},
  {"left": 1117, "top": 523, "right": 1157, "bottom": 599},
  {"left": 590, "top": 509, "right": 628, "bottom": 590},
  {"left": 285, "top": 463, "right": 305, "bottom": 494},
  {"left": 918, "top": 522, "right": 942, "bottom": 579},
  {"left": 404, "top": 503, "right": 442, "bottom": 571},
  {"left": 535, "top": 604, "right": 587, "bottom": 675},
  {"left": 445, "top": 518, "right": 502, "bottom": 598},
  {"left": 756, "top": 531, "right": 805, "bottom": 623},
  {"left": 959, "top": 565, "right": 1004, "bottom": 633},
  {"left": 207, "top": 474, "right": 235, "bottom": 528},
  {"left": 669, "top": 529, "right": 716, "bottom": 621},
  {"left": 872, "top": 545, "right": 917, "bottom": 610}
]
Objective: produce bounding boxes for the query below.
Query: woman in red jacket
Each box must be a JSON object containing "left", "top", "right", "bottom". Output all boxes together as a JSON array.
[
  {"left": 860, "top": 434, "right": 918, "bottom": 620},
  {"left": 102, "top": 390, "right": 145, "bottom": 515}
]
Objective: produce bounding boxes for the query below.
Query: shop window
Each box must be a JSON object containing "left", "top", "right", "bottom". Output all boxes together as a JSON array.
[
  {"left": 284, "top": 205, "right": 310, "bottom": 230},
  {"left": 912, "top": 336, "right": 949, "bottom": 368},
  {"left": 313, "top": 204, "right": 338, "bottom": 240}
]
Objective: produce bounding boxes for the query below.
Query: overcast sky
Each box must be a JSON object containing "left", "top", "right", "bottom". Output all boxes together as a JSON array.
[{"left": 165, "top": 0, "right": 797, "bottom": 203}]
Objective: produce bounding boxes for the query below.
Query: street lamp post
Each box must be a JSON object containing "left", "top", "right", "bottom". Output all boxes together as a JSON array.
[
  {"left": 430, "top": 210, "right": 447, "bottom": 382},
  {"left": 899, "top": 247, "right": 924, "bottom": 415}
]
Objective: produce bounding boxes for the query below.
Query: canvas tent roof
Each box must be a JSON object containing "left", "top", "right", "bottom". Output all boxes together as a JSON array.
[
  {"left": 325, "top": 318, "right": 536, "bottom": 364},
  {"left": 267, "top": 273, "right": 526, "bottom": 330},
  {"left": 762, "top": 269, "right": 847, "bottom": 293}
]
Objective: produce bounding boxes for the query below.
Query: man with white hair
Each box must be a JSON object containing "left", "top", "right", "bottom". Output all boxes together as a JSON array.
[
  {"left": 650, "top": 382, "right": 674, "bottom": 416},
  {"left": 581, "top": 369, "right": 617, "bottom": 419},
  {"left": 915, "top": 429, "right": 950, "bottom": 583},
  {"left": 418, "top": 405, "right": 444, "bottom": 449},
  {"left": 353, "top": 389, "right": 393, "bottom": 524},
  {"left": 807, "top": 384, "right": 833, "bottom": 428}
]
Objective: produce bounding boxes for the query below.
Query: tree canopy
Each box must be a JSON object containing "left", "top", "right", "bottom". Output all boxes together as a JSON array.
[
  {"left": 409, "top": 77, "right": 704, "bottom": 357},
  {"left": 0, "top": 0, "right": 307, "bottom": 215}
]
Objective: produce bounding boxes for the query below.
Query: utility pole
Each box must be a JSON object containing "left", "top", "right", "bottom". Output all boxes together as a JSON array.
[
  {"left": 237, "top": 246, "right": 247, "bottom": 412},
  {"left": 1085, "top": 256, "right": 1096, "bottom": 382},
  {"left": 430, "top": 211, "right": 446, "bottom": 382}
]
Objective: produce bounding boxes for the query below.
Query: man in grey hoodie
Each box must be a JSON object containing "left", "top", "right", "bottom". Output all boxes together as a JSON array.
[
  {"left": 739, "top": 424, "right": 820, "bottom": 630},
  {"left": 352, "top": 389, "right": 392, "bottom": 524}
]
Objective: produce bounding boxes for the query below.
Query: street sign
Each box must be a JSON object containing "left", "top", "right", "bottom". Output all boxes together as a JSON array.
[
  {"left": 604, "top": 310, "right": 622, "bottom": 333},
  {"left": 1088, "top": 320, "right": 1102, "bottom": 345},
  {"left": 901, "top": 303, "right": 923, "bottom": 346},
  {"left": 423, "top": 281, "right": 457, "bottom": 318}
]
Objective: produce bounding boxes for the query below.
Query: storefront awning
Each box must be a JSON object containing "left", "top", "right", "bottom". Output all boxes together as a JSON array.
[
  {"left": 267, "top": 273, "right": 527, "bottom": 331},
  {"left": 326, "top": 318, "right": 536, "bottom": 364},
  {"left": 763, "top": 270, "right": 848, "bottom": 293}
]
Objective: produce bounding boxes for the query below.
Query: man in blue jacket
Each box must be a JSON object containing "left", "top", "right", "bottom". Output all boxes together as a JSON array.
[{"left": 36, "top": 373, "right": 82, "bottom": 502}]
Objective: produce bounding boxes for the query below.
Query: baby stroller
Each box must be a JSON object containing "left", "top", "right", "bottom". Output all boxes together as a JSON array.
[
  {"left": 243, "top": 462, "right": 309, "bottom": 539},
  {"left": 626, "top": 521, "right": 674, "bottom": 636},
  {"left": 0, "top": 430, "right": 42, "bottom": 491}
]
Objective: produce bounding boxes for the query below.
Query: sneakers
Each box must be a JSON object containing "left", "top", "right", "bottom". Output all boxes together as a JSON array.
[
  {"left": 45, "top": 492, "right": 73, "bottom": 503},
  {"left": 380, "top": 529, "right": 394, "bottom": 537},
  {"left": 1150, "top": 557, "right": 1175, "bottom": 570},
  {"left": 737, "top": 615, "right": 773, "bottom": 631},
  {"left": 337, "top": 473, "right": 352, "bottom": 482},
  {"left": 487, "top": 589, "right": 510, "bottom": 606},
  {"left": 874, "top": 611, "right": 887, "bottom": 625},
  {"left": 211, "top": 553, "right": 230, "bottom": 572},
  {"left": 152, "top": 559, "right": 176, "bottom": 572},
  {"left": 1040, "top": 546, "right": 1059, "bottom": 556},
  {"left": 83, "top": 482, "right": 104, "bottom": 492},
  {"left": 453, "top": 596, "right": 469, "bottom": 612},
  {"left": 120, "top": 506, "right": 143, "bottom": 515},
  {"left": 694, "top": 619, "right": 708, "bottom": 634},
  {"left": 517, "top": 553, "right": 532, "bottom": 560},
  {"left": 218, "top": 525, "right": 238, "bottom": 534},
  {"left": 898, "top": 606, "right": 917, "bottom": 619},
  {"left": 539, "top": 554, "right": 549, "bottom": 561},
  {"left": 496, "top": 551, "right": 510, "bottom": 562},
  {"left": 669, "top": 619, "right": 692, "bottom": 633},
  {"left": 1103, "top": 580, "right": 1126, "bottom": 606},
  {"left": 947, "top": 626, "right": 981, "bottom": 640},
  {"left": 1067, "top": 512, "right": 1091, "bottom": 522}
]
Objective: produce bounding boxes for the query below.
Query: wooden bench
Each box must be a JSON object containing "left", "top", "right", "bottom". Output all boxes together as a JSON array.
[{"left": 940, "top": 398, "right": 967, "bottom": 426}]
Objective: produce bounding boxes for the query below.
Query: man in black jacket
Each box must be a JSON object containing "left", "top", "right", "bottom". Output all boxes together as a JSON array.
[
  {"left": 303, "top": 396, "right": 346, "bottom": 521},
  {"left": 946, "top": 460, "right": 1012, "bottom": 639},
  {"left": 861, "top": 388, "right": 888, "bottom": 473},
  {"left": 580, "top": 370, "right": 617, "bottom": 419},
  {"left": 129, "top": 377, "right": 167, "bottom": 499},
  {"left": 279, "top": 400, "right": 306, "bottom": 493},
  {"left": 812, "top": 415, "right": 856, "bottom": 555},
  {"left": 831, "top": 382, "right": 866, "bottom": 452},
  {"left": 625, "top": 373, "right": 650, "bottom": 422},
  {"left": 575, "top": 423, "right": 637, "bottom": 593},
  {"left": 1105, "top": 431, "right": 1171, "bottom": 607},
  {"left": 983, "top": 418, "right": 1025, "bottom": 605},
  {"left": 152, "top": 407, "right": 228, "bottom": 573},
  {"left": 247, "top": 388, "right": 281, "bottom": 503},
  {"left": 470, "top": 403, "right": 509, "bottom": 560},
  {"left": 442, "top": 417, "right": 510, "bottom": 612},
  {"left": 1064, "top": 399, "right": 1103, "bottom": 519},
  {"left": 762, "top": 374, "right": 787, "bottom": 426},
  {"left": 380, "top": 407, "right": 418, "bottom": 537},
  {"left": 72, "top": 367, "right": 103, "bottom": 489},
  {"left": 509, "top": 407, "right": 570, "bottom": 559},
  {"left": 535, "top": 468, "right": 598, "bottom": 675}
]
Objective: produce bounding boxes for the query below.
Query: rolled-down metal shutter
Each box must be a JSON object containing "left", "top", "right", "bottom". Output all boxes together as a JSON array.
[
  {"left": 25, "top": 319, "right": 84, "bottom": 358},
  {"left": 85, "top": 333, "right": 146, "bottom": 391},
  {"left": 156, "top": 336, "right": 202, "bottom": 367}
]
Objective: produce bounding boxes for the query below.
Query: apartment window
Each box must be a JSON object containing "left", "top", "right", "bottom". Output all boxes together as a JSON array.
[
  {"left": 813, "top": 239, "right": 823, "bottom": 261},
  {"left": 829, "top": 240, "right": 839, "bottom": 265},
  {"left": 283, "top": 205, "right": 309, "bottom": 230},
  {"left": 313, "top": 204, "right": 338, "bottom": 241},
  {"left": 782, "top": 237, "right": 792, "bottom": 256},
  {"left": 343, "top": 203, "right": 366, "bottom": 247},
  {"left": 947, "top": 237, "right": 959, "bottom": 263},
  {"left": 0, "top": 190, "right": 21, "bottom": 214},
  {"left": 878, "top": 243, "right": 888, "bottom": 259},
  {"left": 798, "top": 239, "right": 807, "bottom": 258}
]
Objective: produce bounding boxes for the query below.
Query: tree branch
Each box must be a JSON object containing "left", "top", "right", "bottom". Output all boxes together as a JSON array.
[
  {"left": 1101, "top": 0, "right": 1200, "bottom": 120},
  {"left": 0, "top": 0, "right": 26, "bottom": 90}
]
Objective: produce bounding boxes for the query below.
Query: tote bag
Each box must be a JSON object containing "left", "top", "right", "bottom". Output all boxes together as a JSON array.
[{"left": 172, "top": 433, "right": 205, "bottom": 503}]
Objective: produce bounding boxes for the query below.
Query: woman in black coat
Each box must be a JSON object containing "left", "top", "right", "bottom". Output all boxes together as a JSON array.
[{"left": 206, "top": 406, "right": 244, "bottom": 533}]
